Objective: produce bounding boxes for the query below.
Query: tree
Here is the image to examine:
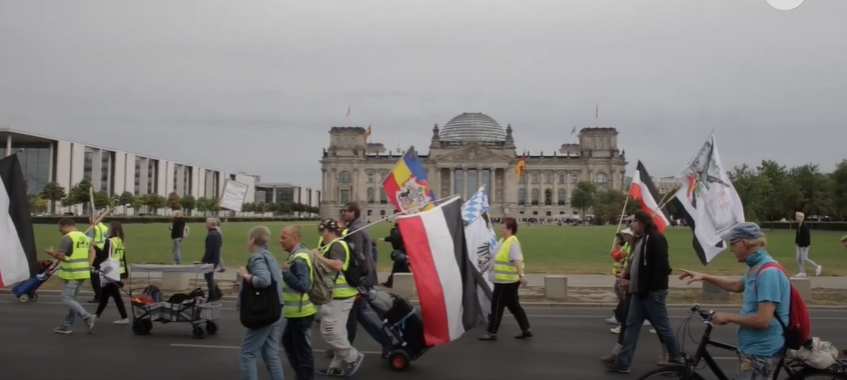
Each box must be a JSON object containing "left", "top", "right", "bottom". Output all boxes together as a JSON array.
[
  {"left": 67, "top": 179, "right": 93, "bottom": 213},
  {"left": 207, "top": 197, "right": 220, "bottom": 215},
  {"left": 131, "top": 197, "right": 145, "bottom": 213},
  {"left": 832, "top": 160, "right": 847, "bottom": 217},
  {"left": 39, "top": 182, "right": 66, "bottom": 213},
  {"left": 789, "top": 164, "right": 834, "bottom": 216},
  {"left": 118, "top": 191, "right": 135, "bottom": 214},
  {"left": 757, "top": 160, "right": 802, "bottom": 221},
  {"left": 29, "top": 195, "right": 47, "bottom": 213},
  {"left": 591, "top": 189, "right": 630, "bottom": 224},
  {"left": 144, "top": 194, "right": 167, "bottom": 213},
  {"left": 196, "top": 197, "right": 209, "bottom": 214},
  {"left": 167, "top": 192, "right": 182, "bottom": 211},
  {"left": 242, "top": 202, "right": 255, "bottom": 213},
  {"left": 93, "top": 190, "right": 110, "bottom": 211},
  {"left": 570, "top": 181, "right": 598, "bottom": 220},
  {"left": 180, "top": 194, "right": 196, "bottom": 213}
]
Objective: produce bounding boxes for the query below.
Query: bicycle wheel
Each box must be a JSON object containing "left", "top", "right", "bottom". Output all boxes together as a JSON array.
[
  {"left": 634, "top": 366, "right": 706, "bottom": 380},
  {"left": 794, "top": 370, "right": 847, "bottom": 380}
]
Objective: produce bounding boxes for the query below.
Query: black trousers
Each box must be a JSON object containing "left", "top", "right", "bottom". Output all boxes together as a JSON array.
[
  {"left": 383, "top": 252, "right": 411, "bottom": 287},
  {"left": 282, "top": 315, "right": 315, "bottom": 380},
  {"left": 95, "top": 282, "right": 127, "bottom": 319},
  {"left": 87, "top": 247, "right": 106, "bottom": 300},
  {"left": 487, "top": 282, "right": 530, "bottom": 334},
  {"left": 616, "top": 293, "right": 665, "bottom": 346}
]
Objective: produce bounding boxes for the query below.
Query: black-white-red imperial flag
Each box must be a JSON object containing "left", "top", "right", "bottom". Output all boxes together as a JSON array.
[{"left": 0, "top": 154, "right": 38, "bottom": 288}]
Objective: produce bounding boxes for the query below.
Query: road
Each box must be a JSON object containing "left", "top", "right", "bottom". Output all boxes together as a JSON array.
[{"left": 0, "top": 293, "right": 845, "bottom": 380}]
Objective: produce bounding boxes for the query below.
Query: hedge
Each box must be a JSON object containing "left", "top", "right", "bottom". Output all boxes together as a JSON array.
[
  {"left": 760, "top": 221, "right": 847, "bottom": 232},
  {"left": 32, "top": 216, "right": 321, "bottom": 225}
]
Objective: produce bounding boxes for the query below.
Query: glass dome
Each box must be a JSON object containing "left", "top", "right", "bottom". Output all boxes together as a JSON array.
[{"left": 439, "top": 113, "right": 506, "bottom": 142}]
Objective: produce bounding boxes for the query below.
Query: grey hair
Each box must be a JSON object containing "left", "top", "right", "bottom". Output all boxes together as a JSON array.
[
  {"left": 206, "top": 218, "right": 220, "bottom": 227},
  {"left": 282, "top": 225, "right": 301, "bottom": 239},
  {"left": 249, "top": 226, "right": 271, "bottom": 247}
]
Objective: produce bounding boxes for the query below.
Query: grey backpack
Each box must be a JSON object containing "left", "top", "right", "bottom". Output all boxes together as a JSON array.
[{"left": 306, "top": 250, "right": 334, "bottom": 306}]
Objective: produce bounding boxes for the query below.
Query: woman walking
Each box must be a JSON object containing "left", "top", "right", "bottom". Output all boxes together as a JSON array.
[
  {"left": 479, "top": 217, "right": 531, "bottom": 341},
  {"left": 794, "top": 212, "right": 821, "bottom": 276},
  {"left": 94, "top": 221, "right": 129, "bottom": 324}
]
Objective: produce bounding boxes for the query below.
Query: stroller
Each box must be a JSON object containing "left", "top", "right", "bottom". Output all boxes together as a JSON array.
[
  {"left": 365, "top": 290, "right": 432, "bottom": 371},
  {"left": 12, "top": 260, "right": 60, "bottom": 303}
]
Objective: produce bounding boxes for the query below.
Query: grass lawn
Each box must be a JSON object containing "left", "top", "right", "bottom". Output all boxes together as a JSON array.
[{"left": 32, "top": 222, "right": 847, "bottom": 275}]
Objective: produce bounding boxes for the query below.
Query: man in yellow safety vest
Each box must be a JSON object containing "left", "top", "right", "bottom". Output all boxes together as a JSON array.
[
  {"left": 279, "top": 225, "right": 317, "bottom": 380},
  {"left": 86, "top": 215, "right": 109, "bottom": 303},
  {"left": 46, "top": 218, "right": 97, "bottom": 334}
]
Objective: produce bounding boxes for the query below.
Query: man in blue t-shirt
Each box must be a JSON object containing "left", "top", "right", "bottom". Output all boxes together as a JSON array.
[{"left": 678, "top": 222, "right": 790, "bottom": 380}]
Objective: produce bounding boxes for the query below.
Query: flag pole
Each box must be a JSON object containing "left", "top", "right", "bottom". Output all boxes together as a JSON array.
[{"left": 610, "top": 182, "right": 633, "bottom": 251}]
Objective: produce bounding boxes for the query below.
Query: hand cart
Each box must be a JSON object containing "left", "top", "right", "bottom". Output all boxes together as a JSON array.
[{"left": 128, "top": 264, "right": 222, "bottom": 339}]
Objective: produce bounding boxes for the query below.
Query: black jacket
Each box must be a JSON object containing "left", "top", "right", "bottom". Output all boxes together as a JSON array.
[
  {"left": 795, "top": 222, "right": 811, "bottom": 247},
  {"left": 626, "top": 228, "right": 671, "bottom": 297},
  {"left": 171, "top": 218, "right": 186, "bottom": 239},
  {"left": 384, "top": 224, "right": 405, "bottom": 252}
]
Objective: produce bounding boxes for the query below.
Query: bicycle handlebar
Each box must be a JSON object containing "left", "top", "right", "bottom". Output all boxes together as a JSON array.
[{"left": 689, "top": 304, "right": 715, "bottom": 321}]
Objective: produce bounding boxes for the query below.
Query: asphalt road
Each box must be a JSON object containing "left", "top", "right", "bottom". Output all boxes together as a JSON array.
[{"left": 1, "top": 293, "right": 845, "bottom": 380}]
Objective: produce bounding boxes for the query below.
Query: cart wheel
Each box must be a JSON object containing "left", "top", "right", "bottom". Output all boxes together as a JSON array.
[
  {"left": 18, "top": 294, "right": 30, "bottom": 303},
  {"left": 29, "top": 293, "right": 38, "bottom": 302},
  {"left": 192, "top": 326, "right": 205, "bottom": 339},
  {"left": 205, "top": 321, "right": 218, "bottom": 335},
  {"left": 132, "top": 321, "right": 147, "bottom": 335},
  {"left": 388, "top": 350, "right": 411, "bottom": 371},
  {"left": 141, "top": 320, "right": 153, "bottom": 334}
]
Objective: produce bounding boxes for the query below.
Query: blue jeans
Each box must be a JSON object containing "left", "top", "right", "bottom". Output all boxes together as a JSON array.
[
  {"left": 614, "top": 290, "right": 681, "bottom": 370},
  {"left": 282, "top": 315, "right": 315, "bottom": 380},
  {"left": 240, "top": 318, "right": 284, "bottom": 380},
  {"left": 735, "top": 353, "right": 779, "bottom": 380},
  {"left": 62, "top": 279, "right": 92, "bottom": 328},
  {"left": 172, "top": 238, "right": 182, "bottom": 264},
  {"left": 347, "top": 293, "right": 389, "bottom": 349}
]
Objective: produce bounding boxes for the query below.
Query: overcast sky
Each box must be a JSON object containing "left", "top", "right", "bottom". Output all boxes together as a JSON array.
[{"left": 1, "top": 0, "right": 845, "bottom": 188}]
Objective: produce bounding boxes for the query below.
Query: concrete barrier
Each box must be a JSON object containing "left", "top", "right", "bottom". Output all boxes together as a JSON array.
[
  {"left": 702, "top": 282, "right": 730, "bottom": 301},
  {"left": 161, "top": 272, "right": 189, "bottom": 291},
  {"left": 392, "top": 273, "right": 416, "bottom": 298},
  {"left": 544, "top": 275, "right": 568, "bottom": 300},
  {"left": 790, "top": 277, "right": 812, "bottom": 300}
]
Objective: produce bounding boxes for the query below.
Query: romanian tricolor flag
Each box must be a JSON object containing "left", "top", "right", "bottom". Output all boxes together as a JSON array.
[
  {"left": 382, "top": 146, "right": 436, "bottom": 214},
  {"left": 515, "top": 152, "right": 526, "bottom": 180}
]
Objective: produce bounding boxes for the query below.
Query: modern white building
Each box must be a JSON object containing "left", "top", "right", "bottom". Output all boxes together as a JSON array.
[
  {"left": 1, "top": 127, "right": 258, "bottom": 214},
  {"left": 254, "top": 182, "right": 321, "bottom": 208}
]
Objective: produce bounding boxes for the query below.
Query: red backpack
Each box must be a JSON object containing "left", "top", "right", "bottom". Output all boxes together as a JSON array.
[{"left": 755, "top": 262, "right": 811, "bottom": 350}]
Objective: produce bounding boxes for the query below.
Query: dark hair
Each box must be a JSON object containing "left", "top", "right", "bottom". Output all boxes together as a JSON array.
[
  {"left": 318, "top": 218, "right": 341, "bottom": 234},
  {"left": 58, "top": 218, "right": 75, "bottom": 227},
  {"left": 502, "top": 217, "right": 518, "bottom": 235},
  {"left": 344, "top": 202, "right": 361, "bottom": 219},
  {"left": 632, "top": 210, "right": 655, "bottom": 231},
  {"left": 109, "top": 221, "right": 125, "bottom": 241},
  {"left": 615, "top": 232, "right": 625, "bottom": 245}
]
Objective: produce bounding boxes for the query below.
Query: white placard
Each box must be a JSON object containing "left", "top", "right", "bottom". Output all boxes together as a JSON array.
[{"left": 219, "top": 179, "right": 249, "bottom": 212}]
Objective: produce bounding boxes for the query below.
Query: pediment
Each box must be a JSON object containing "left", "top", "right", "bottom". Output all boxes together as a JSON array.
[{"left": 434, "top": 144, "right": 512, "bottom": 162}]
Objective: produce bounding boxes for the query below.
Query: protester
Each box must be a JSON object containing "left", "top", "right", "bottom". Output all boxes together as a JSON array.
[
  {"left": 279, "top": 226, "right": 316, "bottom": 380},
  {"left": 607, "top": 211, "right": 680, "bottom": 373},
  {"left": 311, "top": 219, "right": 364, "bottom": 376},
  {"left": 678, "top": 222, "right": 790, "bottom": 380},
  {"left": 841, "top": 235, "right": 847, "bottom": 248},
  {"left": 202, "top": 218, "right": 223, "bottom": 301},
  {"left": 169, "top": 211, "right": 188, "bottom": 265},
  {"left": 237, "top": 226, "right": 284, "bottom": 380},
  {"left": 606, "top": 231, "right": 631, "bottom": 325},
  {"left": 85, "top": 215, "right": 109, "bottom": 303},
  {"left": 381, "top": 217, "right": 409, "bottom": 288},
  {"left": 794, "top": 212, "right": 821, "bottom": 276},
  {"left": 47, "top": 218, "right": 96, "bottom": 334},
  {"left": 479, "top": 216, "right": 531, "bottom": 341},
  {"left": 93, "top": 221, "right": 129, "bottom": 324}
]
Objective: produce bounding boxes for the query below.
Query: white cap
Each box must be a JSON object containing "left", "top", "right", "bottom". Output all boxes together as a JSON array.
[{"left": 621, "top": 228, "right": 633, "bottom": 235}]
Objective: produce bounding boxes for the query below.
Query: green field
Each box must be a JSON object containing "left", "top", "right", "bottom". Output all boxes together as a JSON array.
[{"left": 32, "top": 222, "right": 847, "bottom": 275}]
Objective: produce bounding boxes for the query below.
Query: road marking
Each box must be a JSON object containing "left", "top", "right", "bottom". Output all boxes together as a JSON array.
[{"left": 169, "top": 343, "right": 382, "bottom": 354}]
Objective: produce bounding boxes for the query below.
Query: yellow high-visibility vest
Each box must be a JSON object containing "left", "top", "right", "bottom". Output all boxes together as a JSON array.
[
  {"left": 283, "top": 249, "right": 317, "bottom": 318},
  {"left": 493, "top": 235, "right": 522, "bottom": 282},
  {"left": 317, "top": 228, "right": 349, "bottom": 248},
  {"left": 109, "top": 237, "right": 127, "bottom": 274},
  {"left": 92, "top": 223, "right": 108, "bottom": 249},
  {"left": 320, "top": 240, "right": 358, "bottom": 299},
  {"left": 59, "top": 231, "right": 91, "bottom": 280},
  {"left": 612, "top": 243, "right": 631, "bottom": 275}
]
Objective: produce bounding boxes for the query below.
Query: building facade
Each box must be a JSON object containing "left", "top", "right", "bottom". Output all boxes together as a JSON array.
[
  {"left": 254, "top": 182, "right": 321, "bottom": 208},
  {"left": 319, "top": 112, "right": 627, "bottom": 220},
  {"left": 0, "top": 128, "right": 257, "bottom": 214}
]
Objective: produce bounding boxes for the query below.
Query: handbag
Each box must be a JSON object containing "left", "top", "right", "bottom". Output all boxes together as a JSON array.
[
  {"left": 99, "top": 242, "right": 122, "bottom": 284},
  {"left": 239, "top": 254, "right": 282, "bottom": 329}
]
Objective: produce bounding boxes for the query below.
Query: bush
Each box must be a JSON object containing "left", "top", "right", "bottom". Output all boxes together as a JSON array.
[
  {"left": 760, "top": 221, "right": 847, "bottom": 232},
  {"left": 32, "top": 216, "right": 320, "bottom": 225}
]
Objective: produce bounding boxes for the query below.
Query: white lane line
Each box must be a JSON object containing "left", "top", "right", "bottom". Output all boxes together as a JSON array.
[{"left": 169, "top": 343, "right": 382, "bottom": 355}]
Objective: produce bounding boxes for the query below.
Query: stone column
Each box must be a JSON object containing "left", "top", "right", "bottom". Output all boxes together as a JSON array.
[
  {"left": 5, "top": 135, "right": 11, "bottom": 156},
  {"left": 449, "top": 169, "right": 455, "bottom": 195},
  {"left": 553, "top": 171, "right": 558, "bottom": 207},
  {"left": 462, "top": 165, "right": 468, "bottom": 199}
]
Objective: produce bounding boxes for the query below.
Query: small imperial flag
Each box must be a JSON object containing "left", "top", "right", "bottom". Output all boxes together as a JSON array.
[
  {"left": 627, "top": 160, "right": 670, "bottom": 233},
  {"left": 515, "top": 152, "right": 526, "bottom": 179},
  {"left": 397, "top": 196, "right": 484, "bottom": 345},
  {"left": 0, "top": 154, "right": 38, "bottom": 288}
]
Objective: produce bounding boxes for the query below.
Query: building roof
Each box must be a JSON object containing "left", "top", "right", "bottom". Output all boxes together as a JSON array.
[{"left": 438, "top": 112, "right": 506, "bottom": 142}]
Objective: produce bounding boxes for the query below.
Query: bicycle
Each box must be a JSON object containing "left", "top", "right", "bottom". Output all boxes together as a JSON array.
[{"left": 633, "top": 304, "right": 847, "bottom": 380}]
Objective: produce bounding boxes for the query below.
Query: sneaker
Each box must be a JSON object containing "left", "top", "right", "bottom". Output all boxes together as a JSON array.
[
  {"left": 600, "top": 354, "right": 617, "bottom": 364},
  {"left": 86, "top": 316, "right": 96, "bottom": 332},
  {"left": 317, "top": 367, "right": 345, "bottom": 377},
  {"left": 113, "top": 318, "right": 129, "bottom": 325},
  {"left": 796, "top": 272, "right": 806, "bottom": 277},
  {"left": 53, "top": 326, "right": 72, "bottom": 334},
  {"left": 344, "top": 353, "right": 365, "bottom": 376},
  {"left": 816, "top": 266, "right": 822, "bottom": 276},
  {"left": 610, "top": 326, "right": 621, "bottom": 334},
  {"left": 605, "top": 316, "right": 619, "bottom": 325},
  {"left": 650, "top": 329, "right": 656, "bottom": 334},
  {"left": 607, "top": 367, "right": 631, "bottom": 374},
  {"left": 657, "top": 354, "right": 669, "bottom": 366},
  {"left": 643, "top": 320, "right": 651, "bottom": 326}
]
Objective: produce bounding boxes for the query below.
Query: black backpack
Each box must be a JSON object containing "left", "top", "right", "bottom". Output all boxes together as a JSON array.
[
  {"left": 239, "top": 255, "right": 282, "bottom": 329},
  {"left": 338, "top": 239, "right": 369, "bottom": 288}
]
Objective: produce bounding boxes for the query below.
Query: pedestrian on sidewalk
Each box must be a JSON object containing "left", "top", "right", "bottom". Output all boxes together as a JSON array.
[
  {"left": 169, "top": 211, "right": 188, "bottom": 265},
  {"left": 202, "top": 218, "right": 223, "bottom": 301},
  {"left": 479, "top": 217, "right": 531, "bottom": 341},
  {"left": 794, "top": 212, "right": 821, "bottom": 277}
]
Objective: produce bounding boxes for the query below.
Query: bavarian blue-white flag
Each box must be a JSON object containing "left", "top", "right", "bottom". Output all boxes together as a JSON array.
[{"left": 462, "top": 186, "right": 496, "bottom": 313}]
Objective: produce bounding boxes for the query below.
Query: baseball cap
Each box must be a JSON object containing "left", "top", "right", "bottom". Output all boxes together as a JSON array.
[
  {"left": 317, "top": 218, "right": 341, "bottom": 233},
  {"left": 719, "top": 222, "right": 763, "bottom": 241},
  {"left": 620, "top": 228, "right": 633, "bottom": 235}
]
